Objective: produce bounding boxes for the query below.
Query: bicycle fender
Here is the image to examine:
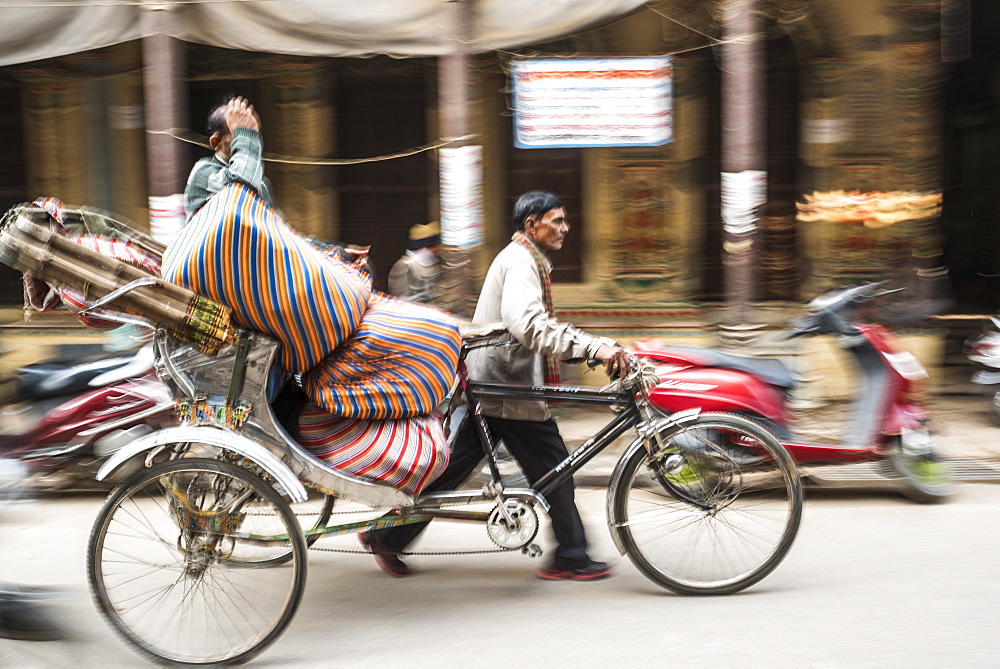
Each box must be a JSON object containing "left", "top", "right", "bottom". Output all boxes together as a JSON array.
[
  {"left": 96, "top": 425, "right": 308, "bottom": 503},
  {"left": 605, "top": 408, "right": 702, "bottom": 556}
]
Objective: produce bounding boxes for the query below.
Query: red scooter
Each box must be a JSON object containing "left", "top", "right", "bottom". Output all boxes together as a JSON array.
[
  {"left": 0, "top": 344, "right": 175, "bottom": 492},
  {"left": 633, "top": 282, "right": 951, "bottom": 503}
]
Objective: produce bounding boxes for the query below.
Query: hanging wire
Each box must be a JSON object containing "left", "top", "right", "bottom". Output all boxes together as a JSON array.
[
  {"left": 148, "top": 128, "right": 478, "bottom": 165},
  {"left": 644, "top": 3, "right": 723, "bottom": 43}
]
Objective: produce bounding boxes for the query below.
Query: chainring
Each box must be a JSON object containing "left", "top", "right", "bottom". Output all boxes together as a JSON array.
[{"left": 486, "top": 499, "right": 538, "bottom": 549}]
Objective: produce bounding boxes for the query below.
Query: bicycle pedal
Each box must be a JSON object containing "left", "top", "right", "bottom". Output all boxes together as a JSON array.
[{"left": 522, "top": 543, "right": 542, "bottom": 558}]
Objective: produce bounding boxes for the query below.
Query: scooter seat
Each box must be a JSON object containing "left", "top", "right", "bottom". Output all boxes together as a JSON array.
[{"left": 655, "top": 346, "right": 795, "bottom": 389}]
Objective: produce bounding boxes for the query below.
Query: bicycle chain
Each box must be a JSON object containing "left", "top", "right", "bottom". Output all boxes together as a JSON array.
[
  {"left": 248, "top": 495, "right": 527, "bottom": 557},
  {"left": 308, "top": 545, "right": 514, "bottom": 557}
]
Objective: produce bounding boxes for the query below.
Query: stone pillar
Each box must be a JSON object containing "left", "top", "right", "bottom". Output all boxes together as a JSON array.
[
  {"left": 720, "top": 0, "right": 765, "bottom": 335},
  {"left": 437, "top": 0, "right": 482, "bottom": 318},
  {"left": 140, "top": 6, "right": 188, "bottom": 243},
  {"left": 261, "top": 60, "right": 334, "bottom": 239}
]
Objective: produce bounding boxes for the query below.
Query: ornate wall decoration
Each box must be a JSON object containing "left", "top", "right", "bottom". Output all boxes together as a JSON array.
[
  {"left": 599, "top": 160, "right": 680, "bottom": 301},
  {"left": 798, "top": 189, "right": 942, "bottom": 292}
]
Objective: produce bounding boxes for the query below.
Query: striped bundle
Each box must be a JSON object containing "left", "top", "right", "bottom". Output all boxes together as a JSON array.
[
  {"left": 162, "top": 184, "right": 371, "bottom": 374},
  {"left": 303, "top": 293, "right": 461, "bottom": 419},
  {"left": 297, "top": 408, "right": 449, "bottom": 494},
  {"left": 162, "top": 183, "right": 461, "bottom": 423}
]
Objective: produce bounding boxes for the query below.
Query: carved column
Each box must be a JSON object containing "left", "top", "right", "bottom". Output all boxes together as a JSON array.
[
  {"left": 887, "top": 1, "right": 946, "bottom": 302},
  {"left": 16, "top": 66, "right": 90, "bottom": 204},
  {"left": 104, "top": 43, "right": 149, "bottom": 227},
  {"left": 798, "top": 58, "right": 849, "bottom": 295},
  {"left": 261, "top": 60, "right": 334, "bottom": 240}
]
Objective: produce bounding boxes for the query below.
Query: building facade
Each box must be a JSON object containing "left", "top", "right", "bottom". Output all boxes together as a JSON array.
[{"left": 0, "top": 0, "right": 974, "bottom": 397}]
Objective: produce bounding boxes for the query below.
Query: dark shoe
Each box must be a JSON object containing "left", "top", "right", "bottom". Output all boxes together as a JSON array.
[
  {"left": 535, "top": 560, "right": 615, "bottom": 581},
  {"left": 0, "top": 596, "right": 63, "bottom": 641},
  {"left": 359, "top": 531, "right": 411, "bottom": 577}
]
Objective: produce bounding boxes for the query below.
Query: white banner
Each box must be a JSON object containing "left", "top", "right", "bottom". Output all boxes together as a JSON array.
[
  {"left": 148, "top": 194, "right": 186, "bottom": 245},
  {"left": 439, "top": 146, "right": 484, "bottom": 247},
  {"left": 721, "top": 170, "right": 767, "bottom": 236},
  {"left": 512, "top": 57, "right": 672, "bottom": 148}
]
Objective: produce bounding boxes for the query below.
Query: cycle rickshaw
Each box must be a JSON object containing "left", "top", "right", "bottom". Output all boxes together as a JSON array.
[{"left": 0, "top": 204, "right": 803, "bottom": 665}]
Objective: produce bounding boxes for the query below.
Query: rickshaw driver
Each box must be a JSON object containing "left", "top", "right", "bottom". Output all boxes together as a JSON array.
[{"left": 362, "top": 190, "right": 630, "bottom": 581}]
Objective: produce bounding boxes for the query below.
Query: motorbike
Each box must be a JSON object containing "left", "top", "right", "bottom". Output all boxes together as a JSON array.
[
  {"left": 0, "top": 344, "right": 176, "bottom": 492},
  {"left": 963, "top": 316, "right": 1000, "bottom": 424},
  {"left": 633, "top": 281, "right": 952, "bottom": 503}
]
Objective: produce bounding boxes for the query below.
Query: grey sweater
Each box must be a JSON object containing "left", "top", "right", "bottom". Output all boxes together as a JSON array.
[{"left": 183, "top": 127, "right": 274, "bottom": 221}]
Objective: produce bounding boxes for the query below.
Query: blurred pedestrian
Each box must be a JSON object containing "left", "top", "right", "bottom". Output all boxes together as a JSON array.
[
  {"left": 362, "top": 190, "right": 630, "bottom": 581},
  {"left": 0, "top": 458, "right": 61, "bottom": 641},
  {"left": 388, "top": 221, "right": 442, "bottom": 304}
]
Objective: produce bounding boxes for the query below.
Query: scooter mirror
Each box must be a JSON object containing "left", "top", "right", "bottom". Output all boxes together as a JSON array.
[{"left": 866, "top": 285, "right": 905, "bottom": 300}]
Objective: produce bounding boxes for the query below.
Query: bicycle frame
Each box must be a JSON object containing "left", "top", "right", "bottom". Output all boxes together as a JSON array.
[{"left": 264, "top": 340, "right": 693, "bottom": 544}]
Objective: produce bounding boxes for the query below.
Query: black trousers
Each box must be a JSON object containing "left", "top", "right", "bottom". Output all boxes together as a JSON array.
[{"left": 369, "top": 414, "right": 591, "bottom": 569}]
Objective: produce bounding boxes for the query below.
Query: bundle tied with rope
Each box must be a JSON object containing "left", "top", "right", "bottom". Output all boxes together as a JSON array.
[{"left": 0, "top": 203, "right": 237, "bottom": 355}]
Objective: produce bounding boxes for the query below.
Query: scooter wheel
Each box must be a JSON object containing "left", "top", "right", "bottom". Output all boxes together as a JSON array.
[
  {"left": 986, "top": 387, "right": 1000, "bottom": 426},
  {"left": 879, "top": 434, "right": 952, "bottom": 504}
]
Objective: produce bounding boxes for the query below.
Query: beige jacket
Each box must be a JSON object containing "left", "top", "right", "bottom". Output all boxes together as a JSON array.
[
  {"left": 388, "top": 248, "right": 441, "bottom": 304},
  {"left": 467, "top": 240, "right": 613, "bottom": 421}
]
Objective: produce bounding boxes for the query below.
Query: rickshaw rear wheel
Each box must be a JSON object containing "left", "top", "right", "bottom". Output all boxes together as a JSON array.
[{"left": 87, "top": 458, "right": 307, "bottom": 665}]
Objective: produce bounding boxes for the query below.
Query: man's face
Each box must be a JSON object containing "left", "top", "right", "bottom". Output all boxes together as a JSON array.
[
  {"left": 525, "top": 207, "right": 569, "bottom": 252},
  {"left": 210, "top": 130, "right": 233, "bottom": 161}
]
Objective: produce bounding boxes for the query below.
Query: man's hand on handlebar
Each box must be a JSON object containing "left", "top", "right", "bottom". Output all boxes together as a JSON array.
[{"left": 594, "top": 344, "right": 632, "bottom": 379}]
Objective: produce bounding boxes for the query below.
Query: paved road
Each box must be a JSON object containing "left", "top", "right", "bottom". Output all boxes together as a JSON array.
[{"left": 2, "top": 483, "right": 999, "bottom": 666}]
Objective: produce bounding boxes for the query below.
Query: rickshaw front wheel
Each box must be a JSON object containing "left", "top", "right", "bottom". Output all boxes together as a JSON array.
[{"left": 87, "top": 458, "right": 307, "bottom": 665}]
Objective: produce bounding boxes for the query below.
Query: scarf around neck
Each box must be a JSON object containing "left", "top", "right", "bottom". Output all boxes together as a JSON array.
[{"left": 511, "top": 230, "right": 560, "bottom": 386}]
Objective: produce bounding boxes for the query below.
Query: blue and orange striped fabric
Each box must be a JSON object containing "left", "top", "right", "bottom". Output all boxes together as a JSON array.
[
  {"left": 297, "top": 408, "right": 449, "bottom": 494},
  {"left": 161, "top": 184, "right": 371, "bottom": 374},
  {"left": 302, "top": 293, "right": 461, "bottom": 419}
]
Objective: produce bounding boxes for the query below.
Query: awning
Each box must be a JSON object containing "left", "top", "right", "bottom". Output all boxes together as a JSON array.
[{"left": 0, "top": 0, "right": 648, "bottom": 67}]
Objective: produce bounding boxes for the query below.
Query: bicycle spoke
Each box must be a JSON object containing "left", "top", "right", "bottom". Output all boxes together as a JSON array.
[
  {"left": 89, "top": 460, "right": 306, "bottom": 665},
  {"left": 610, "top": 415, "right": 801, "bottom": 594}
]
